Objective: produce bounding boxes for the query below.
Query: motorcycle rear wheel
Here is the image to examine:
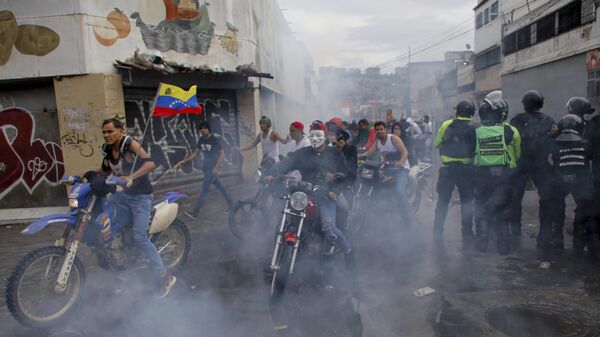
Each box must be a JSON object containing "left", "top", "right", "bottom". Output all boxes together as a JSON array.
[
  {"left": 6, "top": 246, "right": 85, "bottom": 329},
  {"left": 153, "top": 219, "right": 190, "bottom": 274},
  {"left": 270, "top": 244, "right": 292, "bottom": 300},
  {"left": 228, "top": 199, "right": 269, "bottom": 239}
]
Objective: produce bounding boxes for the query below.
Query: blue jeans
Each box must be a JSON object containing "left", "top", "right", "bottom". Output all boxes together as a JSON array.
[
  {"left": 108, "top": 192, "right": 166, "bottom": 276},
  {"left": 193, "top": 168, "right": 233, "bottom": 214},
  {"left": 316, "top": 195, "right": 352, "bottom": 253},
  {"left": 388, "top": 168, "right": 413, "bottom": 227}
]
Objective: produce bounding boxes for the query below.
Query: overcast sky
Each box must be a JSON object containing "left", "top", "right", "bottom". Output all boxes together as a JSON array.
[{"left": 277, "top": 0, "right": 475, "bottom": 72}]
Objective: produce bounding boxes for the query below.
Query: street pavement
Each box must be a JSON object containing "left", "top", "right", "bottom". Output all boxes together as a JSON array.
[{"left": 1, "top": 180, "right": 600, "bottom": 337}]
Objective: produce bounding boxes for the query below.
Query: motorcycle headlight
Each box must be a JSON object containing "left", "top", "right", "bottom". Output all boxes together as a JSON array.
[
  {"left": 290, "top": 192, "right": 308, "bottom": 211},
  {"left": 68, "top": 198, "right": 79, "bottom": 208},
  {"left": 361, "top": 168, "right": 374, "bottom": 179}
]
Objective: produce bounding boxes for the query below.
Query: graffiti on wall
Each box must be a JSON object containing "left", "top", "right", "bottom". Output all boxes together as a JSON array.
[
  {"left": 123, "top": 94, "right": 241, "bottom": 180},
  {"left": 93, "top": 8, "right": 132, "bottom": 47},
  {"left": 60, "top": 129, "right": 96, "bottom": 158},
  {"left": 130, "top": 0, "right": 215, "bottom": 55},
  {"left": 0, "top": 107, "right": 65, "bottom": 199},
  {"left": 0, "top": 10, "right": 60, "bottom": 66}
]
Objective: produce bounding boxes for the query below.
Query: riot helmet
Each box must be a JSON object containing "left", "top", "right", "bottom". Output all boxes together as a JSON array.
[
  {"left": 566, "top": 97, "right": 595, "bottom": 117},
  {"left": 556, "top": 114, "right": 584, "bottom": 141},
  {"left": 479, "top": 97, "right": 505, "bottom": 123},
  {"left": 521, "top": 90, "right": 544, "bottom": 112},
  {"left": 455, "top": 100, "right": 475, "bottom": 117},
  {"left": 485, "top": 90, "right": 509, "bottom": 121}
]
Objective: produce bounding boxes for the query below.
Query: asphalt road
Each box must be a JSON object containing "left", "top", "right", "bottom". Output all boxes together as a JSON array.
[{"left": 1, "top": 181, "right": 600, "bottom": 337}]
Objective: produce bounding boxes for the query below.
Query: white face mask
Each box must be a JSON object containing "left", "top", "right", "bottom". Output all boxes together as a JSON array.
[{"left": 309, "top": 130, "right": 326, "bottom": 149}]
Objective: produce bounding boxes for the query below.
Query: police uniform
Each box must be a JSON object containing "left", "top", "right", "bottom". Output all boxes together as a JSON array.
[
  {"left": 473, "top": 119, "right": 516, "bottom": 255},
  {"left": 433, "top": 116, "right": 476, "bottom": 246}
]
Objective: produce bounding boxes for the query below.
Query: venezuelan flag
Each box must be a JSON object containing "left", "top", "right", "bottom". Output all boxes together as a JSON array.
[{"left": 152, "top": 83, "right": 203, "bottom": 117}]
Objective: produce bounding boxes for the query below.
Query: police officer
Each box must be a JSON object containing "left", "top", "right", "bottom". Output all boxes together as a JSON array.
[
  {"left": 432, "top": 100, "right": 477, "bottom": 248},
  {"left": 550, "top": 97, "right": 594, "bottom": 251},
  {"left": 474, "top": 97, "right": 518, "bottom": 255},
  {"left": 549, "top": 113, "right": 595, "bottom": 256},
  {"left": 486, "top": 90, "right": 521, "bottom": 170},
  {"left": 509, "top": 90, "right": 556, "bottom": 249}
]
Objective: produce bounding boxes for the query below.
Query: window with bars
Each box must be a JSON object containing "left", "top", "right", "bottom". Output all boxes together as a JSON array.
[
  {"left": 536, "top": 13, "right": 556, "bottom": 43},
  {"left": 490, "top": 2, "right": 498, "bottom": 21},
  {"left": 558, "top": 0, "right": 582, "bottom": 34},
  {"left": 503, "top": 0, "right": 589, "bottom": 56},
  {"left": 475, "top": 46, "right": 501, "bottom": 71},
  {"left": 586, "top": 70, "right": 600, "bottom": 98}
]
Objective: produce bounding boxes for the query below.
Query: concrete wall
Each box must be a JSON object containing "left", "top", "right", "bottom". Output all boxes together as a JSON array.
[
  {"left": 502, "top": 53, "right": 587, "bottom": 120},
  {"left": 0, "top": 83, "right": 66, "bottom": 208},
  {"left": 54, "top": 74, "right": 125, "bottom": 176},
  {"left": 475, "top": 63, "right": 502, "bottom": 95},
  {"left": 0, "top": 0, "right": 312, "bottom": 104}
]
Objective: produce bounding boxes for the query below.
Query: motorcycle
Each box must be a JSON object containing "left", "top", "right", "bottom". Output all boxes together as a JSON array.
[
  {"left": 5, "top": 173, "right": 191, "bottom": 328},
  {"left": 266, "top": 175, "right": 345, "bottom": 300},
  {"left": 348, "top": 154, "right": 431, "bottom": 232},
  {"left": 229, "top": 157, "right": 283, "bottom": 239}
]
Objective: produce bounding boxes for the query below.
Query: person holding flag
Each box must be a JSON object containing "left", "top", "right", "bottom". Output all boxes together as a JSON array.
[{"left": 97, "top": 83, "right": 202, "bottom": 298}]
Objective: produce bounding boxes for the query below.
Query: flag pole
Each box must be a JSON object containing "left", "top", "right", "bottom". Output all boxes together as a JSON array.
[{"left": 127, "top": 82, "right": 162, "bottom": 187}]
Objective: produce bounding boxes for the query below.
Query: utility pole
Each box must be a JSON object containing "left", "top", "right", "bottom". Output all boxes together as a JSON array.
[{"left": 406, "top": 46, "right": 412, "bottom": 118}]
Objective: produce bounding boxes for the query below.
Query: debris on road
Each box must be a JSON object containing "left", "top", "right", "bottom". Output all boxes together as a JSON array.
[{"left": 414, "top": 287, "right": 435, "bottom": 297}]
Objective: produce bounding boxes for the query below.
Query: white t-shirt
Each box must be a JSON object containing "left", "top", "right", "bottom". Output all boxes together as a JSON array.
[
  {"left": 260, "top": 129, "right": 280, "bottom": 161},
  {"left": 376, "top": 134, "right": 410, "bottom": 170}
]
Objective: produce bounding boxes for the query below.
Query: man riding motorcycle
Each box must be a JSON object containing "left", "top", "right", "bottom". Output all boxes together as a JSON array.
[
  {"left": 265, "top": 120, "right": 352, "bottom": 254},
  {"left": 99, "top": 118, "right": 175, "bottom": 298}
]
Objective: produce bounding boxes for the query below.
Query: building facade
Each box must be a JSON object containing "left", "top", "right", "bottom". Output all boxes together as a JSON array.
[
  {"left": 0, "top": 0, "right": 314, "bottom": 212},
  {"left": 501, "top": 0, "right": 598, "bottom": 119}
]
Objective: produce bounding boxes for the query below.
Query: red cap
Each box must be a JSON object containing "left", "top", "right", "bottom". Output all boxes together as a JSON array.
[
  {"left": 328, "top": 117, "right": 343, "bottom": 128},
  {"left": 290, "top": 121, "right": 304, "bottom": 130},
  {"left": 309, "top": 120, "right": 327, "bottom": 134}
]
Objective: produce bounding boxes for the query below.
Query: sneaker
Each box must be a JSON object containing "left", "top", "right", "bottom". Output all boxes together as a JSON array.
[
  {"left": 184, "top": 211, "right": 199, "bottom": 220},
  {"left": 154, "top": 273, "right": 176, "bottom": 299}
]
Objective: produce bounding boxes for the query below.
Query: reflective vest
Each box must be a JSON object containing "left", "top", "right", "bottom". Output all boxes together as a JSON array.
[{"left": 474, "top": 125, "right": 509, "bottom": 167}]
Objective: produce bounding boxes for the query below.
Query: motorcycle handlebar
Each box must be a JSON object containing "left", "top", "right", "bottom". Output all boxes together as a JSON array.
[{"left": 105, "top": 176, "right": 126, "bottom": 186}]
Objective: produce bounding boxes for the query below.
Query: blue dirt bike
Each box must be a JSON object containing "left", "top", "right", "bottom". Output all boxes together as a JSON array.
[{"left": 5, "top": 173, "right": 190, "bottom": 328}]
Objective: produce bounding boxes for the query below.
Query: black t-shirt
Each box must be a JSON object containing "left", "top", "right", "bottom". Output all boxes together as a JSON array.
[
  {"left": 197, "top": 134, "right": 223, "bottom": 170},
  {"left": 101, "top": 139, "right": 153, "bottom": 195}
]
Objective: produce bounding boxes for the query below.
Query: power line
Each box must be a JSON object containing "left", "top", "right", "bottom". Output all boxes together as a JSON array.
[{"left": 365, "top": 0, "right": 545, "bottom": 73}]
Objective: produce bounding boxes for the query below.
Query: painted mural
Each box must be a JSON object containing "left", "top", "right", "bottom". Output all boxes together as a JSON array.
[
  {"left": 93, "top": 8, "right": 132, "bottom": 47},
  {"left": 0, "top": 107, "right": 65, "bottom": 200},
  {"left": 130, "top": 0, "right": 215, "bottom": 55},
  {"left": 0, "top": 10, "right": 60, "bottom": 66},
  {"left": 219, "top": 22, "right": 239, "bottom": 56},
  {"left": 123, "top": 92, "right": 242, "bottom": 181}
]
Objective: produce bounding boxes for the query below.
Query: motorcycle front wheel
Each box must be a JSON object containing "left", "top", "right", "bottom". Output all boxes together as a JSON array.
[
  {"left": 6, "top": 246, "right": 85, "bottom": 329},
  {"left": 153, "top": 219, "right": 190, "bottom": 274},
  {"left": 270, "top": 244, "right": 292, "bottom": 300},
  {"left": 228, "top": 200, "right": 269, "bottom": 239}
]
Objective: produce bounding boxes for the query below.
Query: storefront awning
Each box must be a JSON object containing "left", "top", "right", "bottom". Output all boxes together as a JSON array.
[{"left": 114, "top": 59, "right": 273, "bottom": 90}]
